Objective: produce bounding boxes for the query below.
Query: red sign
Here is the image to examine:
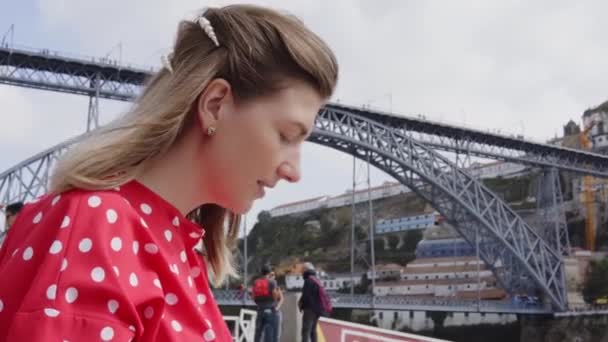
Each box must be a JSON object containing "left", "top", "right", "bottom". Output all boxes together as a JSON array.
[{"left": 317, "top": 317, "right": 451, "bottom": 342}]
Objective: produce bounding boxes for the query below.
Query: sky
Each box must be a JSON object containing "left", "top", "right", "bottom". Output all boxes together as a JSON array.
[{"left": 1, "top": 0, "right": 607, "bottom": 232}]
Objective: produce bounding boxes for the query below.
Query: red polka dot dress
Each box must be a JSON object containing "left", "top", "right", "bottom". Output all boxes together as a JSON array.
[{"left": 0, "top": 181, "right": 232, "bottom": 341}]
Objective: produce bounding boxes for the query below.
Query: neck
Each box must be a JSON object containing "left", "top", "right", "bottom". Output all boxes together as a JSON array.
[{"left": 136, "top": 132, "right": 209, "bottom": 215}]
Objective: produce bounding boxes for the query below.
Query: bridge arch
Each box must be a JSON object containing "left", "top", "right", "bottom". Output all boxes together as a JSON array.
[{"left": 310, "top": 106, "right": 566, "bottom": 311}]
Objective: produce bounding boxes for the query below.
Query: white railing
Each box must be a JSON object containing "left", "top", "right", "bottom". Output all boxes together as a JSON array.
[{"left": 224, "top": 309, "right": 257, "bottom": 342}]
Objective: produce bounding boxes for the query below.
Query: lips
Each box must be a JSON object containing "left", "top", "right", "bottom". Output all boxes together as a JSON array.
[{"left": 256, "top": 180, "right": 275, "bottom": 198}]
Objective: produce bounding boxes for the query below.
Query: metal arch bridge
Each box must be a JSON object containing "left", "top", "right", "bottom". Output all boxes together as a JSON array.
[{"left": 2, "top": 45, "right": 608, "bottom": 312}]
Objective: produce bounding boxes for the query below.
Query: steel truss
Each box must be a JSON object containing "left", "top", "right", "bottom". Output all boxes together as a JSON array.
[
  {"left": 536, "top": 168, "right": 571, "bottom": 256},
  {"left": 0, "top": 46, "right": 148, "bottom": 101},
  {"left": 0, "top": 135, "right": 87, "bottom": 205},
  {"left": 310, "top": 108, "right": 568, "bottom": 311},
  {"left": 328, "top": 104, "right": 608, "bottom": 178}
]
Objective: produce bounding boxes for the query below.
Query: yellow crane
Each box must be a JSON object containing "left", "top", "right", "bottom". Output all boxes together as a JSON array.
[{"left": 579, "top": 120, "right": 598, "bottom": 251}]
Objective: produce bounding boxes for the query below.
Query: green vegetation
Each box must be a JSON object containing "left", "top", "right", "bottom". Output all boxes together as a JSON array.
[{"left": 582, "top": 257, "right": 608, "bottom": 304}]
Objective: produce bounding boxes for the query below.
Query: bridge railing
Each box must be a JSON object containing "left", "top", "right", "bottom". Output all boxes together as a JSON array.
[
  {"left": 0, "top": 43, "right": 155, "bottom": 72},
  {"left": 211, "top": 290, "right": 552, "bottom": 314}
]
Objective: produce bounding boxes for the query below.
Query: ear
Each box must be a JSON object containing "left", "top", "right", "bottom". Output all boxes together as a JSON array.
[{"left": 196, "top": 78, "right": 233, "bottom": 131}]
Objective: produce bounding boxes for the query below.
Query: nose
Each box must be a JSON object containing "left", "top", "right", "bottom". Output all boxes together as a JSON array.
[{"left": 277, "top": 152, "right": 301, "bottom": 183}]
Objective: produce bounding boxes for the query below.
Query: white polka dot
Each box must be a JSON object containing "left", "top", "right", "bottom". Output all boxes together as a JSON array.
[
  {"left": 0, "top": 299, "right": 3, "bottom": 312},
  {"left": 52, "top": 195, "right": 61, "bottom": 206},
  {"left": 44, "top": 308, "right": 60, "bottom": 317},
  {"left": 164, "top": 230, "right": 173, "bottom": 242},
  {"left": 110, "top": 237, "right": 122, "bottom": 252},
  {"left": 153, "top": 278, "right": 162, "bottom": 289},
  {"left": 65, "top": 287, "right": 78, "bottom": 303},
  {"left": 46, "top": 284, "right": 57, "bottom": 300},
  {"left": 171, "top": 320, "right": 183, "bottom": 332},
  {"left": 91, "top": 267, "right": 106, "bottom": 282},
  {"left": 144, "top": 306, "right": 154, "bottom": 319},
  {"left": 114, "top": 186, "right": 121, "bottom": 191},
  {"left": 205, "top": 319, "right": 212, "bottom": 328},
  {"left": 165, "top": 293, "right": 178, "bottom": 305},
  {"left": 33, "top": 212, "right": 43, "bottom": 224},
  {"left": 113, "top": 266, "right": 120, "bottom": 276},
  {"left": 128, "top": 325, "right": 136, "bottom": 332},
  {"left": 22, "top": 247, "right": 34, "bottom": 261},
  {"left": 144, "top": 243, "right": 158, "bottom": 254},
  {"left": 170, "top": 264, "right": 179, "bottom": 275},
  {"left": 204, "top": 329, "right": 216, "bottom": 341},
  {"left": 106, "top": 209, "right": 118, "bottom": 224},
  {"left": 140, "top": 218, "right": 148, "bottom": 228},
  {"left": 187, "top": 276, "right": 193, "bottom": 288},
  {"left": 132, "top": 241, "right": 139, "bottom": 254},
  {"left": 191, "top": 266, "right": 201, "bottom": 278},
  {"left": 140, "top": 203, "right": 152, "bottom": 215},
  {"left": 197, "top": 293, "right": 207, "bottom": 305},
  {"left": 172, "top": 216, "right": 180, "bottom": 227},
  {"left": 107, "top": 299, "right": 119, "bottom": 314},
  {"left": 189, "top": 232, "right": 200, "bottom": 239},
  {"left": 49, "top": 240, "right": 63, "bottom": 254},
  {"left": 60, "top": 216, "right": 70, "bottom": 228},
  {"left": 88, "top": 195, "right": 102, "bottom": 208},
  {"left": 129, "top": 273, "right": 138, "bottom": 287},
  {"left": 179, "top": 251, "right": 187, "bottom": 263},
  {"left": 61, "top": 258, "right": 68, "bottom": 271},
  {"left": 79, "top": 238, "right": 92, "bottom": 253},
  {"left": 100, "top": 326, "right": 114, "bottom": 341}
]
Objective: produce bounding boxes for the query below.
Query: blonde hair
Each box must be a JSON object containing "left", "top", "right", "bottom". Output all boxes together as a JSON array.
[{"left": 50, "top": 4, "right": 338, "bottom": 285}]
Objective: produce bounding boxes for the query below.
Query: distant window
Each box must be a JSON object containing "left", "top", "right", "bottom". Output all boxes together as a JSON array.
[
  {"left": 394, "top": 312, "right": 399, "bottom": 320},
  {"left": 379, "top": 312, "right": 383, "bottom": 320}
]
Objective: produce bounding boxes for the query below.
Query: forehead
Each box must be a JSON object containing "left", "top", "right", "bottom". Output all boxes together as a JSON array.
[{"left": 240, "top": 81, "right": 324, "bottom": 127}]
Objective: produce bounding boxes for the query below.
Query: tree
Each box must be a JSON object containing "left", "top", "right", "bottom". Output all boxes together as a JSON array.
[{"left": 582, "top": 257, "right": 608, "bottom": 303}]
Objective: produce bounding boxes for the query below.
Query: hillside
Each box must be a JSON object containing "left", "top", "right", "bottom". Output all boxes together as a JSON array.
[{"left": 234, "top": 172, "right": 604, "bottom": 283}]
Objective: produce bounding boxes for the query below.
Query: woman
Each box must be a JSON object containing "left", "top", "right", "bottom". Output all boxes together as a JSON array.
[{"left": 0, "top": 4, "right": 337, "bottom": 341}]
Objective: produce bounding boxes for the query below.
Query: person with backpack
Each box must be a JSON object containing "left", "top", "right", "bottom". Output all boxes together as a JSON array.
[
  {"left": 252, "top": 264, "right": 283, "bottom": 342},
  {"left": 298, "top": 262, "right": 332, "bottom": 342}
]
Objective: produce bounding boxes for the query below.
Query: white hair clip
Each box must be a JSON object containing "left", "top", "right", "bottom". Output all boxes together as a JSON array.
[
  {"left": 196, "top": 16, "right": 220, "bottom": 47},
  {"left": 161, "top": 53, "right": 174, "bottom": 74}
]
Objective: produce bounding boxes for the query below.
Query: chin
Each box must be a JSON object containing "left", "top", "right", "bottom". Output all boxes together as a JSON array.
[{"left": 228, "top": 200, "right": 254, "bottom": 215}]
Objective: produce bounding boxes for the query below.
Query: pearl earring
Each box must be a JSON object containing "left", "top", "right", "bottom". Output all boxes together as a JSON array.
[{"left": 207, "top": 126, "right": 216, "bottom": 136}]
